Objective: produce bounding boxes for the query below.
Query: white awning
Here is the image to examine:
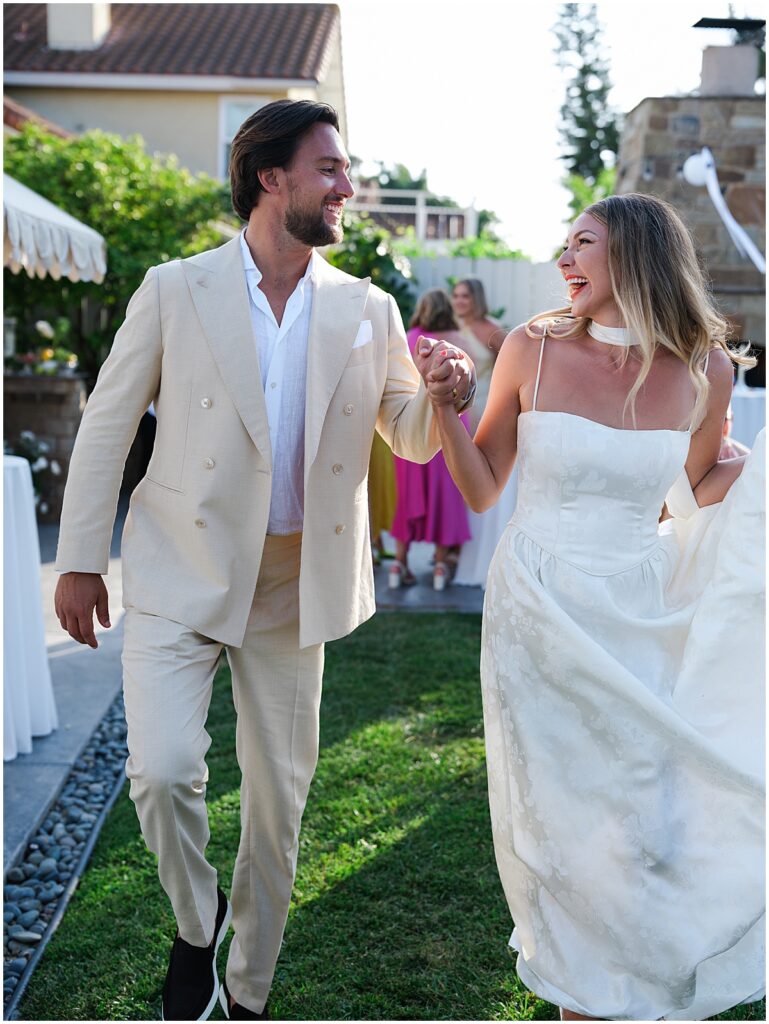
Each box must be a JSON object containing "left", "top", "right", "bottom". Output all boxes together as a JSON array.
[{"left": 3, "top": 174, "right": 107, "bottom": 283}]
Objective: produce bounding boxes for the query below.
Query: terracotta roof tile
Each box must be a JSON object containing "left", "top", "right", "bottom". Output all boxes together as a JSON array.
[{"left": 4, "top": 4, "right": 338, "bottom": 80}]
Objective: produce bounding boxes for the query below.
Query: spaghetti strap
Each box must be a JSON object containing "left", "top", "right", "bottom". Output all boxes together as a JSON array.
[{"left": 532, "top": 326, "right": 547, "bottom": 412}]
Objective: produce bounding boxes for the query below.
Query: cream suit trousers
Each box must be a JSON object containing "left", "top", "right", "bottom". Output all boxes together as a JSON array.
[{"left": 122, "top": 533, "right": 324, "bottom": 1013}]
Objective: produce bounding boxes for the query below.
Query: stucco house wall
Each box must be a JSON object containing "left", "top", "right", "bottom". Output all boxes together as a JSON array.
[
  {"left": 5, "top": 86, "right": 290, "bottom": 178},
  {"left": 4, "top": 3, "right": 347, "bottom": 180}
]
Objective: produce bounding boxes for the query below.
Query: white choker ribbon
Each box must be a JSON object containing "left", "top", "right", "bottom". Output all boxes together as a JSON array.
[{"left": 587, "top": 321, "right": 636, "bottom": 347}]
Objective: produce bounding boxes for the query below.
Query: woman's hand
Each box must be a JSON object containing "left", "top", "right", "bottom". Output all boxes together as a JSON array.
[{"left": 413, "top": 336, "right": 474, "bottom": 409}]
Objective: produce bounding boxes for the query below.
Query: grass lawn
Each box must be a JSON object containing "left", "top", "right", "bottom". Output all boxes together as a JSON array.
[{"left": 19, "top": 613, "right": 765, "bottom": 1022}]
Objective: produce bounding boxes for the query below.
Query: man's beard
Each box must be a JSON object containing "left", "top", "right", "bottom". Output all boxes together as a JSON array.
[{"left": 284, "top": 193, "right": 343, "bottom": 247}]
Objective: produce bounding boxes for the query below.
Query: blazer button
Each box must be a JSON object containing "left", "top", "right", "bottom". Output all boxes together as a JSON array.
[
  {"left": 194, "top": 518, "right": 207, "bottom": 528},
  {"left": 200, "top": 397, "right": 212, "bottom": 409},
  {"left": 335, "top": 524, "right": 346, "bottom": 534},
  {"left": 203, "top": 458, "right": 215, "bottom": 469},
  {"left": 332, "top": 463, "right": 343, "bottom": 475},
  {"left": 343, "top": 404, "right": 354, "bottom": 416}
]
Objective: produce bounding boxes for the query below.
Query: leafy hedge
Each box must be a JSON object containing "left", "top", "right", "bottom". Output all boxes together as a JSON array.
[
  {"left": 326, "top": 214, "right": 417, "bottom": 323},
  {"left": 4, "top": 124, "right": 231, "bottom": 378}
]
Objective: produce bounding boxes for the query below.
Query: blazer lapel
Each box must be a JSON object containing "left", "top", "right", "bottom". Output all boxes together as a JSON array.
[
  {"left": 305, "top": 256, "right": 370, "bottom": 478},
  {"left": 182, "top": 237, "right": 272, "bottom": 467}
]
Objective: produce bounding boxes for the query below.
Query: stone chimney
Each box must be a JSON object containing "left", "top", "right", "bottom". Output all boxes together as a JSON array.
[
  {"left": 700, "top": 44, "right": 760, "bottom": 96},
  {"left": 47, "top": 4, "right": 111, "bottom": 51}
]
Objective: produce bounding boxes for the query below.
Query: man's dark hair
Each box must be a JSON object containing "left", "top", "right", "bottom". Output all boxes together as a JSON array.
[{"left": 229, "top": 99, "right": 340, "bottom": 221}]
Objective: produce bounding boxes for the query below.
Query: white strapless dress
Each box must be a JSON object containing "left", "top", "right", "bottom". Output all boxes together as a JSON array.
[{"left": 481, "top": 410, "right": 765, "bottom": 1020}]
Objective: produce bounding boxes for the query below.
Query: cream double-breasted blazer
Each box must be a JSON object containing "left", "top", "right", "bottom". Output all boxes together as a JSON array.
[{"left": 55, "top": 236, "right": 440, "bottom": 648}]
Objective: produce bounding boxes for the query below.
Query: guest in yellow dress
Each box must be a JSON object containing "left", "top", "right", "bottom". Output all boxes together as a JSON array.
[{"left": 368, "top": 430, "right": 397, "bottom": 565}]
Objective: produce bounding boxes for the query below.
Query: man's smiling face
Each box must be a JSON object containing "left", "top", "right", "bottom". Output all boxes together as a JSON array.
[{"left": 282, "top": 122, "right": 354, "bottom": 246}]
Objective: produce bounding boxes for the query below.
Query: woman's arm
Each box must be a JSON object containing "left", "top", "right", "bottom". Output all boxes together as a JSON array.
[
  {"left": 693, "top": 456, "right": 747, "bottom": 507},
  {"left": 486, "top": 318, "right": 508, "bottom": 356},
  {"left": 428, "top": 326, "right": 535, "bottom": 512},
  {"left": 684, "top": 348, "right": 735, "bottom": 489}
]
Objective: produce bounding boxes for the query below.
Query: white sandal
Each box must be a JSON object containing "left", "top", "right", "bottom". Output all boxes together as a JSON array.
[
  {"left": 433, "top": 561, "right": 450, "bottom": 591},
  {"left": 388, "top": 561, "right": 416, "bottom": 589}
]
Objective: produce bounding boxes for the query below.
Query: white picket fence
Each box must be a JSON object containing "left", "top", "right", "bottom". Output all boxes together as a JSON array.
[{"left": 408, "top": 256, "right": 566, "bottom": 327}]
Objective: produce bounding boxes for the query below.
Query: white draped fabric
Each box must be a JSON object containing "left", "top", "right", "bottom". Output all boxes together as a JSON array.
[
  {"left": 3, "top": 173, "right": 106, "bottom": 283},
  {"left": 4, "top": 456, "right": 58, "bottom": 761},
  {"left": 481, "top": 413, "right": 765, "bottom": 1020}
]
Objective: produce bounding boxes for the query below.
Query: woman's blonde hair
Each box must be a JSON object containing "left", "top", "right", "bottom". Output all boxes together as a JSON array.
[
  {"left": 410, "top": 289, "right": 459, "bottom": 333},
  {"left": 454, "top": 278, "right": 489, "bottom": 319},
  {"left": 526, "top": 193, "right": 755, "bottom": 428}
]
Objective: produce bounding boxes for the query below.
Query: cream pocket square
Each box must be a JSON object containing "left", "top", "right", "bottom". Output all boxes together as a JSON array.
[{"left": 352, "top": 320, "right": 373, "bottom": 349}]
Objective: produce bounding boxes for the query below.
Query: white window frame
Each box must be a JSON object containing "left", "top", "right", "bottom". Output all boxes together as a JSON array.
[{"left": 218, "top": 96, "right": 271, "bottom": 180}]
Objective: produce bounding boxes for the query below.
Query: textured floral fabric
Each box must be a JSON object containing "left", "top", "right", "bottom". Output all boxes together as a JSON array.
[{"left": 481, "top": 413, "right": 765, "bottom": 1020}]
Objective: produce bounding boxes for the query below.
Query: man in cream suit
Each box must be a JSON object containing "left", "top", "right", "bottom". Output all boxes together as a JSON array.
[{"left": 54, "top": 100, "right": 474, "bottom": 1020}]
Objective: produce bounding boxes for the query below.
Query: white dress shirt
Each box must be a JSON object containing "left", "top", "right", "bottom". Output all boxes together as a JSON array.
[{"left": 240, "top": 231, "right": 317, "bottom": 535}]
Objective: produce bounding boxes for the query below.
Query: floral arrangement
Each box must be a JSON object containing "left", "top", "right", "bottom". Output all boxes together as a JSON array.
[
  {"left": 4, "top": 318, "right": 79, "bottom": 376},
  {"left": 4, "top": 430, "right": 61, "bottom": 515}
]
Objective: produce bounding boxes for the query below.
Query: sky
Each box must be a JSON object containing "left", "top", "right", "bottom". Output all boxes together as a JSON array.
[{"left": 337, "top": 0, "right": 758, "bottom": 260}]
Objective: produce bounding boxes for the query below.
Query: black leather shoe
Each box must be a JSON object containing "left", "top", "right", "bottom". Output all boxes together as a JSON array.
[
  {"left": 219, "top": 978, "right": 269, "bottom": 1020},
  {"left": 161, "top": 887, "right": 232, "bottom": 1020}
]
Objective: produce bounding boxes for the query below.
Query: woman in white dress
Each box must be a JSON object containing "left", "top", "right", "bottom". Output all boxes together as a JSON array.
[
  {"left": 423, "top": 194, "right": 764, "bottom": 1020},
  {"left": 450, "top": 279, "right": 518, "bottom": 587}
]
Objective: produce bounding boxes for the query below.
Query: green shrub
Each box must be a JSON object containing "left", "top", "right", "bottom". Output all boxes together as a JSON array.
[
  {"left": 4, "top": 124, "right": 231, "bottom": 379},
  {"left": 326, "top": 214, "right": 417, "bottom": 322}
]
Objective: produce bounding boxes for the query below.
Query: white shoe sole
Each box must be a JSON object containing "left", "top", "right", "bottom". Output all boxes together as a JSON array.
[
  {"left": 162, "top": 896, "right": 232, "bottom": 1022},
  {"left": 219, "top": 983, "right": 231, "bottom": 1020},
  {"left": 219, "top": 980, "right": 266, "bottom": 1020},
  {"left": 218, "top": 978, "right": 230, "bottom": 1019}
]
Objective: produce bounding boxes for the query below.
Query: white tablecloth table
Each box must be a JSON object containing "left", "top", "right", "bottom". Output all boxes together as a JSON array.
[
  {"left": 3, "top": 455, "right": 58, "bottom": 761},
  {"left": 730, "top": 386, "right": 766, "bottom": 448}
]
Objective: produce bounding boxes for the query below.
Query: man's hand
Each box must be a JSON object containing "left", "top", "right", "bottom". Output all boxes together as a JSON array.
[
  {"left": 54, "top": 572, "right": 111, "bottom": 649},
  {"left": 413, "top": 336, "right": 475, "bottom": 408}
]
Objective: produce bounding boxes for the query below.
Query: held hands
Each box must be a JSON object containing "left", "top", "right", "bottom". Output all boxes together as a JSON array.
[
  {"left": 54, "top": 572, "right": 111, "bottom": 649},
  {"left": 413, "top": 336, "right": 475, "bottom": 409}
]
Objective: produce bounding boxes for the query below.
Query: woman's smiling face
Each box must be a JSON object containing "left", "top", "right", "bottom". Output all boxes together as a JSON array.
[
  {"left": 451, "top": 283, "right": 475, "bottom": 320},
  {"left": 557, "top": 212, "right": 622, "bottom": 325}
]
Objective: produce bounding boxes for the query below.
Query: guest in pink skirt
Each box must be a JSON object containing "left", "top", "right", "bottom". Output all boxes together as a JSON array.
[{"left": 389, "top": 289, "right": 471, "bottom": 591}]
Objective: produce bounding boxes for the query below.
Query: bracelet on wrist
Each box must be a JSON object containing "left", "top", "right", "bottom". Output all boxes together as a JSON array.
[{"left": 457, "top": 379, "right": 477, "bottom": 408}]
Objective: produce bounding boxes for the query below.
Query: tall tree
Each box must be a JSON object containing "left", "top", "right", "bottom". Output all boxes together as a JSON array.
[{"left": 554, "top": 4, "right": 620, "bottom": 184}]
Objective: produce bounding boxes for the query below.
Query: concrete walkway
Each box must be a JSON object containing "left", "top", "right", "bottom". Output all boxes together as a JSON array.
[
  {"left": 373, "top": 534, "right": 485, "bottom": 614},
  {"left": 3, "top": 515, "right": 483, "bottom": 875}
]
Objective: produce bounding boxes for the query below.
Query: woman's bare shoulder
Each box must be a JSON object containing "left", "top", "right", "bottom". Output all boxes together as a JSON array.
[
  {"left": 501, "top": 321, "right": 569, "bottom": 348},
  {"left": 706, "top": 346, "right": 734, "bottom": 384},
  {"left": 497, "top": 324, "right": 549, "bottom": 369},
  {"left": 704, "top": 346, "right": 736, "bottom": 415},
  {"left": 516, "top": 318, "right": 584, "bottom": 341}
]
